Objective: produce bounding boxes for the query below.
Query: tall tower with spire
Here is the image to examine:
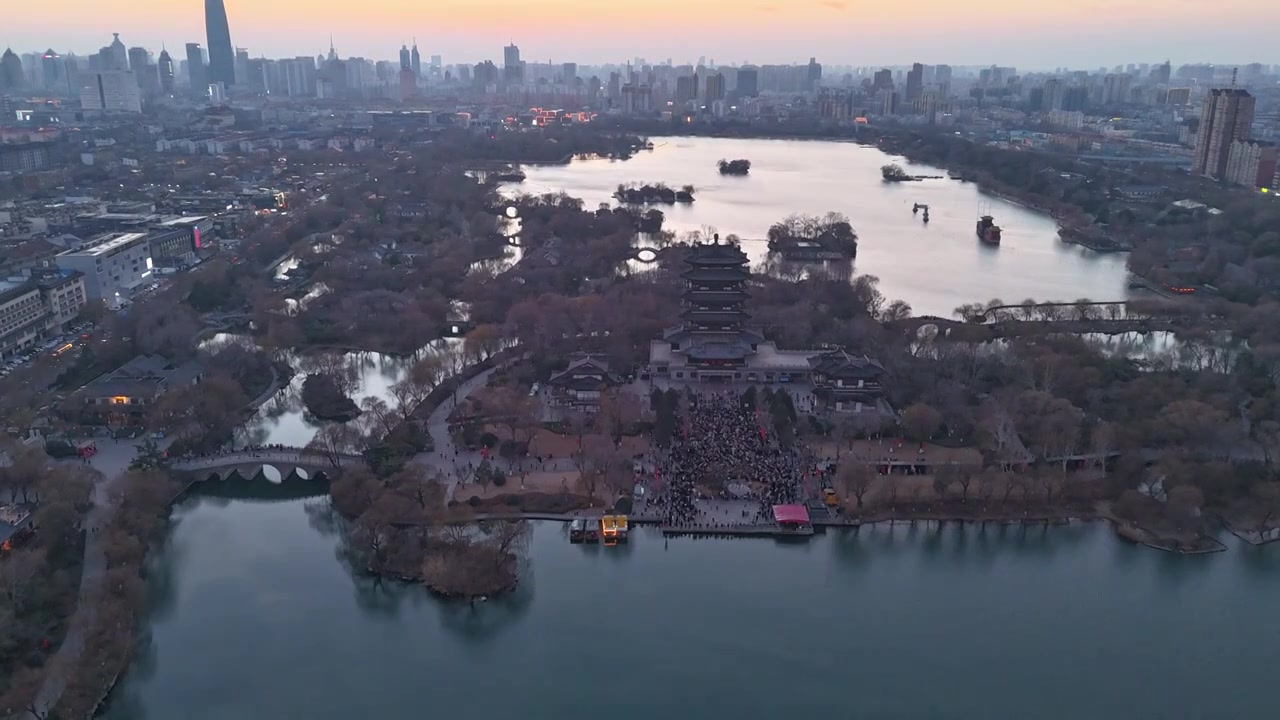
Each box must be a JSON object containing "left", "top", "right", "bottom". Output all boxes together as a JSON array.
[
  {"left": 157, "top": 46, "right": 175, "bottom": 93},
  {"left": 205, "top": 0, "right": 236, "bottom": 86},
  {"left": 411, "top": 38, "right": 421, "bottom": 78}
]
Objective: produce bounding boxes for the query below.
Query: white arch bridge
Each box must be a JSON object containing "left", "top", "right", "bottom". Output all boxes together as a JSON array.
[{"left": 170, "top": 448, "right": 365, "bottom": 483}]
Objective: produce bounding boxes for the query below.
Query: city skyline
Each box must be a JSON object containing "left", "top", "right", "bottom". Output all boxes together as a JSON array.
[{"left": 7, "top": 0, "right": 1279, "bottom": 69}]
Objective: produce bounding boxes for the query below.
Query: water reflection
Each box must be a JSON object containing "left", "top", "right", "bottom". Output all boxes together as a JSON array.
[
  {"left": 111, "top": 498, "right": 1280, "bottom": 720},
  {"left": 197, "top": 332, "right": 464, "bottom": 450},
  {"left": 502, "top": 136, "right": 1132, "bottom": 316}
]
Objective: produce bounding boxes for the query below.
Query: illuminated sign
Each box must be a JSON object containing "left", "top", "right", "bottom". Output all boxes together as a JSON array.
[{"left": 193, "top": 227, "right": 201, "bottom": 248}]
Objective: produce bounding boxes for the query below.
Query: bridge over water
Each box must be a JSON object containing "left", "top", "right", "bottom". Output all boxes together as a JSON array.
[{"left": 170, "top": 448, "right": 364, "bottom": 482}]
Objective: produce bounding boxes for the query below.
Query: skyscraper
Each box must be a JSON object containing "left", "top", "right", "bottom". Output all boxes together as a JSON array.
[
  {"left": 185, "top": 43, "right": 206, "bottom": 96},
  {"left": 410, "top": 40, "right": 421, "bottom": 77},
  {"left": 807, "top": 57, "right": 822, "bottom": 88},
  {"left": 905, "top": 62, "right": 924, "bottom": 101},
  {"left": 1192, "top": 88, "right": 1256, "bottom": 179},
  {"left": 205, "top": 0, "right": 235, "bottom": 87},
  {"left": 42, "top": 50, "right": 64, "bottom": 92},
  {"left": 503, "top": 44, "right": 522, "bottom": 85},
  {"left": 0, "top": 48, "right": 22, "bottom": 90},
  {"left": 157, "top": 47, "right": 175, "bottom": 93},
  {"left": 705, "top": 72, "right": 725, "bottom": 102},
  {"left": 1151, "top": 61, "right": 1172, "bottom": 86},
  {"left": 105, "top": 33, "right": 128, "bottom": 71},
  {"left": 736, "top": 66, "right": 758, "bottom": 98}
]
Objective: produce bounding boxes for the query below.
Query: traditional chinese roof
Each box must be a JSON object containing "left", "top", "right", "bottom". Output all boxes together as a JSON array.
[
  {"left": 684, "top": 289, "right": 748, "bottom": 304},
  {"left": 681, "top": 309, "right": 751, "bottom": 325},
  {"left": 663, "top": 325, "right": 765, "bottom": 345},
  {"left": 677, "top": 336, "right": 760, "bottom": 361},
  {"left": 808, "top": 349, "right": 884, "bottom": 379},
  {"left": 681, "top": 267, "right": 751, "bottom": 282},
  {"left": 547, "top": 353, "right": 621, "bottom": 391},
  {"left": 686, "top": 241, "right": 749, "bottom": 267}
]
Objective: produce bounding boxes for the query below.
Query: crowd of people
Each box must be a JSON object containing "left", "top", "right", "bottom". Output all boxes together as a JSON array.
[{"left": 647, "top": 392, "right": 806, "bottom": 527}]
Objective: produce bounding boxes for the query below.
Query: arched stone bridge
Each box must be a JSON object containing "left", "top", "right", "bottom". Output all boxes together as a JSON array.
[{"left": 170, "top": 448, "right": 365, "bottom": 482}]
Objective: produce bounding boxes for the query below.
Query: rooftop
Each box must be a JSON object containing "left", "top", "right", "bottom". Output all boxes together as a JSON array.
[{"left": 59, "top": 232, "right": 148, "bottom": 258}]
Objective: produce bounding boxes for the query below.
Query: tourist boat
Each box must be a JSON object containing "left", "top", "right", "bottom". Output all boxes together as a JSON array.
[
  {"left": 601, "top": 514, "right": 629, "bottom": 545},
  {"left": 976, "top": 215, "right": 1002, "bottom": 245},
  {"left": 569, "top": 519, "right": 586, "bottom": 543}
]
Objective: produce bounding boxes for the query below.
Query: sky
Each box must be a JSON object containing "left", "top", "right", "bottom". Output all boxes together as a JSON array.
[{"left": 7, "top": 0, "right": 1279, "bottom": 69}]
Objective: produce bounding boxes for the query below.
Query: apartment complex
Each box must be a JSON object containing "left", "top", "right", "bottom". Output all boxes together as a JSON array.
[
  {"left": 1225, "top": 139, "right": 1279, "bottom": 189},
  {"left": 1192, "top": 88, "right": 1255, "bottom": 179},
  {"left": 0, "top": 271, "right": 86, "bottom": 359},
  {"left": 55, "top": 232, "right": 153, "bottom": 303}
]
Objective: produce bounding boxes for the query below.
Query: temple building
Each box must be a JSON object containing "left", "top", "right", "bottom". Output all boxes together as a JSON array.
[
  {"left": 546, "top": 353, "right": 622, "bottom": 411},
  {"left": 648, "top": 236, "right": 892, "bottom": 419},
  {"left": 808, "top": 349, "right": 886, "bottom": 412},
  {"left": 650, "top": 237, "right": 815, "bottom": 383}
]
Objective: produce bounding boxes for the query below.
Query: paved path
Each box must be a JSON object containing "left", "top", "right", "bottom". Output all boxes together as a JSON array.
[
  {"left": 412, "top": 367, "right": 499, "bottom": 503},
  {"left": 28, "top": 437, "right": 169, "bottom": 719}
]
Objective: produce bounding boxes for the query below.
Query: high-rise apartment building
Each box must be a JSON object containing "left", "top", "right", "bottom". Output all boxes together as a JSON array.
[
  {"left": 1151, "top": 61, "right": 1171, "bottom": 86},
  {"left": 736, "top": 66, "right": 758, "bottom": 98},
  {"left": 127, "top": 47, "right": 157, "bottom": 95},
  {"left": 79, "top": 71, "right": 143, "bottom": 113},
  {"left": 905, "top": 62, "right": 924, "bottom": 101},
  {"left": 1102, "top": 73, "right": 1131, "bottom": 105},
  {"left": 872, "top": 68, "right": 893, "bottom": 91},
  {"left": 205, "top": 0, "right": 235, "bottom": 87},
  {"left": 1225, "top": 139, "right": 1277, "bottom": 189},
  {"left": 705, "top": 72, "right": 726, "bottom": 103},
  {"left": 185, "top": 43, "right": 206, "bottom": 95},
  {"left": 1192, "top": 88, "right": 1255, "bottom": 179},
  {"left": 675, "top": 75, "right": 697, "bottom": 105}
]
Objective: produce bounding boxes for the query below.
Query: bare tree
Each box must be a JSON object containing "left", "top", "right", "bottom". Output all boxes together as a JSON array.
[
  {"left": 597, "top": 390, "right": 644, "bottom": 444},
  {"left": 837, "top": 463, "right": 876, "bottom": 509}
]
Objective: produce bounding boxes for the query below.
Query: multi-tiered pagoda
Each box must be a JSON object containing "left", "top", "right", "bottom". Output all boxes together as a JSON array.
[{"left": 651, "top": 236, "right": 766, "bottom": 380}]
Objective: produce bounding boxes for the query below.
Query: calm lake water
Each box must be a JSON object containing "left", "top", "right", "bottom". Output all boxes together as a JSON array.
[
  {"left": 104, "top": 492, "right": 1280, "bottom": 720},
  {"left": 198, "top": 333, "right": 463, "bottom": 450},
  {"left": 508, "top": 136, "right": 1131, "bottom": 317}
]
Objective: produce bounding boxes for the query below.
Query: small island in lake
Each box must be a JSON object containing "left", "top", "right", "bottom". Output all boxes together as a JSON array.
[
  {"left": 718, "top": 159, "right": 751, "bottom": 176},
  {"left": 882, "top": 163, "right": 943, "bottom": 182},
  {"left": 767, "top": 212, "right": 858, "bottom": 259},
  {"left": 614, "top": 182, "right": 695, "bottom": 204},
  {"left": 301, "top": 372, "right": 361, "bottom": 421},
  {"left": 881, "top": 163, "right": 919, "bottom": 182}
]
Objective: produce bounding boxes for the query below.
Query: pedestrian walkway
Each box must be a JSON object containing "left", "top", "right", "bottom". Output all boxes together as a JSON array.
[{"left": 28, "top": 436, "right": 171, "bottom": 719}]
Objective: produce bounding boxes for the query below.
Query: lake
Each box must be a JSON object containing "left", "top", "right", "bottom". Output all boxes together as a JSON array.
[
  {"left": 104, "top": 491, "right": 1280, "bottom": 720},
  {"left": 506, "top": 136, "right": 1132, "bottom": 318},
  {"left": 198, "top": 333, "right": 463, "bottom": 450}
]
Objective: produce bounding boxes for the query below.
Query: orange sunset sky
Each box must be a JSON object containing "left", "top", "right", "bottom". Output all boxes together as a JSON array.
[{"left": 8, "top": 0, "right": 1278, "bottom": 67}]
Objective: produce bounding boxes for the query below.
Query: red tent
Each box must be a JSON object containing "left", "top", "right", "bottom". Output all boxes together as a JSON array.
[{"left": 772, "top": 504, "right": 811, "bottom": 526}]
